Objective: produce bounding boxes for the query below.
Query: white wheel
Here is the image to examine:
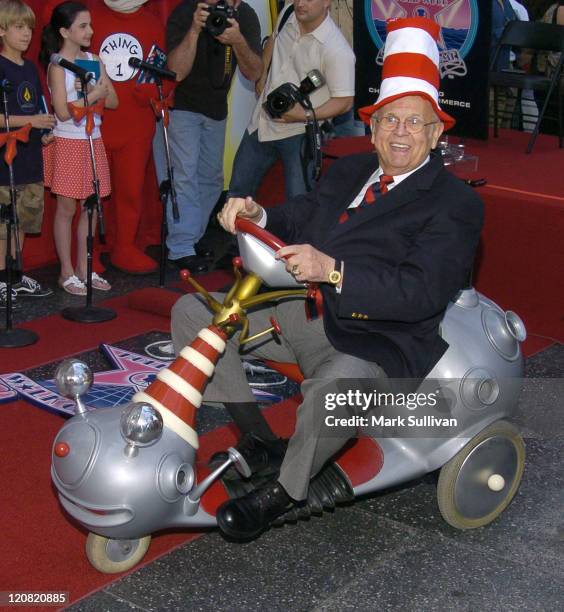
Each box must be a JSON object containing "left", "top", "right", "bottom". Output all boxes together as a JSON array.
[
  {"left": 85, "top": 533, "right": 151, "bottom": 574},
  {"left": 437, "top": 420, "right": 525, "bottom": 529}
]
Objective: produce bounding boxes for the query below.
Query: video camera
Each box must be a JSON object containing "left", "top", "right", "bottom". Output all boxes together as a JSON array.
[
  {"left": 263, "top": 70, "right": 325, "bottom": 119},
  {"left": 205, "top": 0, "right": 237, "bottom": 37}
]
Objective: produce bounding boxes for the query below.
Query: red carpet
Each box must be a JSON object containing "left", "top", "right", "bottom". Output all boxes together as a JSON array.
[
  {"left": 0, "top": 270, "right": 232, "bottom": 374},
  {"left": 0, "top": 269, "right": 301, "bottom": 610},
  {"left": 0, "top": 397, "right": 299, "bottom": 611}
]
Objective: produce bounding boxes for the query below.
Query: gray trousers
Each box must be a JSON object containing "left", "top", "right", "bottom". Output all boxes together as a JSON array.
[{"left": 171, "top": 294, "right": 386, "bottom": 500}]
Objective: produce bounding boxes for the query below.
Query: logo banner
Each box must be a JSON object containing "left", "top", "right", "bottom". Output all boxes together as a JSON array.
[{"left": 354, "top": 0, "right": 492, "bottom": 139}]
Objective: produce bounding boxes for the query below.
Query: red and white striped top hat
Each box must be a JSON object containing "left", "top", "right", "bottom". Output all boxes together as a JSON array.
[{"left": 358, "top": 17, "right": 455, "bottom": 131}]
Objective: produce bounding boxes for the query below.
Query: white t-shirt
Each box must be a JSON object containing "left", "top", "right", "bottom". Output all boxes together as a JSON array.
[{"left": 248, "top": 9, "right": 355, "bottom": 142}]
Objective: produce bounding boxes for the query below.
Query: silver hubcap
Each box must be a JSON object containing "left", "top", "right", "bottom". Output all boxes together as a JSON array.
[
  {"left": 105, "top": 538, "right": 139, "bottom": 562},
  {"left": 454, "top": 435, "right": 518, "bottom": 519}
]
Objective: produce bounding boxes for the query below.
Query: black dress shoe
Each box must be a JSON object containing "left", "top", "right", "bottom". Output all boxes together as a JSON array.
[
  {"left": 217, "top": 480, "right": 293, "bottom": 540},
  {"left": 168, "top": 255, "right": 208, "bottom": 274},
  {"left": 195, "top": 241, "right": 214, "bottom": 259},
  {"left": 209, "top": 433, "right": 287, "bottom": 480}
]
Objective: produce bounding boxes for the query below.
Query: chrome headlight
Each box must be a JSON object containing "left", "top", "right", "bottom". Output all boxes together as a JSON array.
[
  {"left": 55, "top": 359, "right": 93, "bottom": 398},
  {"left": 120, "top": 401, "right": 163, "bottom": 448}
]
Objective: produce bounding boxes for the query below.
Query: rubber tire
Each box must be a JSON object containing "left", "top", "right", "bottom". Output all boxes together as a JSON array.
[
  {"left": 437, "top": 420, "right": 525, "bottom": 530},
  {"left": 85, "top": 533, "right": 151, "bottom": 574}
]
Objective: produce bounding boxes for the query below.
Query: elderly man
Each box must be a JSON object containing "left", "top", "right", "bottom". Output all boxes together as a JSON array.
[{"left": 171, "top": 17, "right": 484, "bottom": 539}]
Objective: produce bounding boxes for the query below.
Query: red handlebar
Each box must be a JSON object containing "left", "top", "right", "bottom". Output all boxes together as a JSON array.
[{"left": 234, "top": 218, "right": 287, "bottom": 252}]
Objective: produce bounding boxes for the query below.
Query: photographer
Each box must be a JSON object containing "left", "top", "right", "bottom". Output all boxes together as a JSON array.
[
  {"left": 228, "top": 0, "right": 355, "bottom": 200},
  {"left": 155, "top": 0, "right": 262, "bottom": 274}
]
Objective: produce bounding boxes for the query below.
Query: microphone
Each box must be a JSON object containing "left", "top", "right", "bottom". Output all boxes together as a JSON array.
[
  {"left": 128, "top": 57, "right": 176, "bottom": 81},
  {"left": 50, "top": 54, "right": 95, "bottom": 82},
  {"left": 0, "top": 78, "right": 12, "bottom": 93}
]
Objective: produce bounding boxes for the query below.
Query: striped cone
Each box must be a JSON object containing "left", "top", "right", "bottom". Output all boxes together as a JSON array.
[
  {"left": 132, "top": 325, "right": 228, "bottom": 449},
  {"left": 358, "top": 16, "right": 455, "bottom": 130}
]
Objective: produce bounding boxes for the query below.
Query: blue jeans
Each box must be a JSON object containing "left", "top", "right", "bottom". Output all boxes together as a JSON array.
[
  {"left": 332, "top": 108, "right": 355, "bottom": 137},
  {"left": 228, "top": 129, "right": 312, "bottom": 200},
  {"left": 153, "top": 110, "right": 225, "bottom": 259}
]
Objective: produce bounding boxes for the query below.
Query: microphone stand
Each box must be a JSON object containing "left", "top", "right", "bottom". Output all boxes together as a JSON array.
[
  {"left": 152, "top": 77, "right": 179, "bottom": 288},
  {"left": 62, "top": 76, "right": 115, "bottom": 323},
  {"left": 0, "top": 83, "right": 38, "bottom": 347}
]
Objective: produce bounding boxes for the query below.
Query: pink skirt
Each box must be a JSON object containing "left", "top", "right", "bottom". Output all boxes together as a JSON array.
[{"left": 43, "top": 136, "right": 111, "bottom": 200}]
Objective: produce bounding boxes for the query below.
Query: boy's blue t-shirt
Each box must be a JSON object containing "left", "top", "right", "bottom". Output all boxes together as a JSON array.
[{"left": 0, "top": 55, "right": 44, "bottom": 186}]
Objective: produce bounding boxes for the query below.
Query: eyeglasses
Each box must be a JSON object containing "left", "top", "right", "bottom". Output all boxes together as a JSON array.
[{"left": 371, "top": 114, "right": 438, "bottom": 134}]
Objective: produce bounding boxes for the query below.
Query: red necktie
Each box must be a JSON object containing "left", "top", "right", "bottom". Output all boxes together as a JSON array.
[{"left": 338, "top": 174, "right": 394, "bottom": 224}]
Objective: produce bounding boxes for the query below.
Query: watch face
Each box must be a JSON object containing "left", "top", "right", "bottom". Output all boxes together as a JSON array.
[{"left": 329, "top": 270, "right": 342, "bottom": 285}]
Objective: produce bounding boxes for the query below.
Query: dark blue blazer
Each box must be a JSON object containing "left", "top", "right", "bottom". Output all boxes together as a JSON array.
[{"left": 265, "top": 151, "right": 484, "bottom": 379}]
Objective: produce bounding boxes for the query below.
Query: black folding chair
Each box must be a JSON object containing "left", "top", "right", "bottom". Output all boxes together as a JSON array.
[{"left": 489, "top": 20, "right": 564, "bottom": 153}]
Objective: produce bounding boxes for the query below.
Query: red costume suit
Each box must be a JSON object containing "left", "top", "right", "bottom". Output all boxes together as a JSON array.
[{"left": 89, "top": 0, "right": 166, "bottom": 274}]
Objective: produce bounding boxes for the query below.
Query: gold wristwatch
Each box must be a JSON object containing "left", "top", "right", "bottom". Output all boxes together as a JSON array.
[{"left": 328, "top": 259, "right": 342, "bottom": 286}]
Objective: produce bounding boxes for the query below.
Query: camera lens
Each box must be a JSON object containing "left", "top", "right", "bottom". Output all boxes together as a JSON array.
[
  {"left": 271, "top": 96, "right": 288, "bottom": 113},
  {"left": 205, "top": 7, "right": 229, "bottom": 36}
]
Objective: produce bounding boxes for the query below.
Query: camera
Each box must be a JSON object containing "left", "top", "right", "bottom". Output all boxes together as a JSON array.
[
  {"left": 205, "top": 0, "right": 237, "bottom": 37},
  {"left": 263, "top": 70, "right": 325, "bottom": 119}
]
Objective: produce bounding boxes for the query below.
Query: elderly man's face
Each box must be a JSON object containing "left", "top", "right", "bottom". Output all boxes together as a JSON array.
[{"left": 370, "top": 96, "right": 444, "bottom": 176}]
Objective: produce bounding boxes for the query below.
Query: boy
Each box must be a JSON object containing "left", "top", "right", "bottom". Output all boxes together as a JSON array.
[{"left": 0, "top": 0, "right": 55, "bottom": 308}]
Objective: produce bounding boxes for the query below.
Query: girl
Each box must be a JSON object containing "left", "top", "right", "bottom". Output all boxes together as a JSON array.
[{"left": 40, "top": 1, "right": 118, "bottom": 295}]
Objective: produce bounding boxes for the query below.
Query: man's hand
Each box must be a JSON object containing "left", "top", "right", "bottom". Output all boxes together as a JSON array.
[
  {"left": 215, "top": 18, "right": 244, "bottom": 46},
  {"left": 218, "top": 196, "right": 263, "bottom": 233},
  {"left": 191, "top": 2, "right": 210, "bottom": 35},
  {"left": 276, "top": 244, "right": 335, "bottom": 284},
  {"left": 30, "top": 114, "right": 56, "bottom": 130},
  {"left": 273, "top": 103, "right": 306, "bottom": 124}
]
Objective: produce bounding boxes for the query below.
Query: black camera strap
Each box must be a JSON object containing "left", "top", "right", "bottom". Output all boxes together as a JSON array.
[
  {"left": 264, "top": 4, "right": 294, "bottom": 75},
  {"left": 301, "top": 102, "right": 322, "bottom": 192}
]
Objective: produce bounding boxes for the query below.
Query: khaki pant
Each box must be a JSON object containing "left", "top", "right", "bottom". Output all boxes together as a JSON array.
[{"left": 0, "top": 182, "right": 44, "bottom": 238}]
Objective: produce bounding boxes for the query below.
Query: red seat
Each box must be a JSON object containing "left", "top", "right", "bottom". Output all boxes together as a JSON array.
[{"left": 264, "top": 360, "right": 304, "bottom": 384}]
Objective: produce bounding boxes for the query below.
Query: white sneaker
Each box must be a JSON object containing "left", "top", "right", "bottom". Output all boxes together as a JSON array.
[
  {"left": 13, "top": 275, "right": 53, "bottom": 298},
  {"left": 0, "top": 281, "right": 20, "bottom": 310}
]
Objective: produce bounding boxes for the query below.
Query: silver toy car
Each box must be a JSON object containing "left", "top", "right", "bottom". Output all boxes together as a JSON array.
[{"left": 51, "top": 219, "right": 526, "bottom": 573}]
